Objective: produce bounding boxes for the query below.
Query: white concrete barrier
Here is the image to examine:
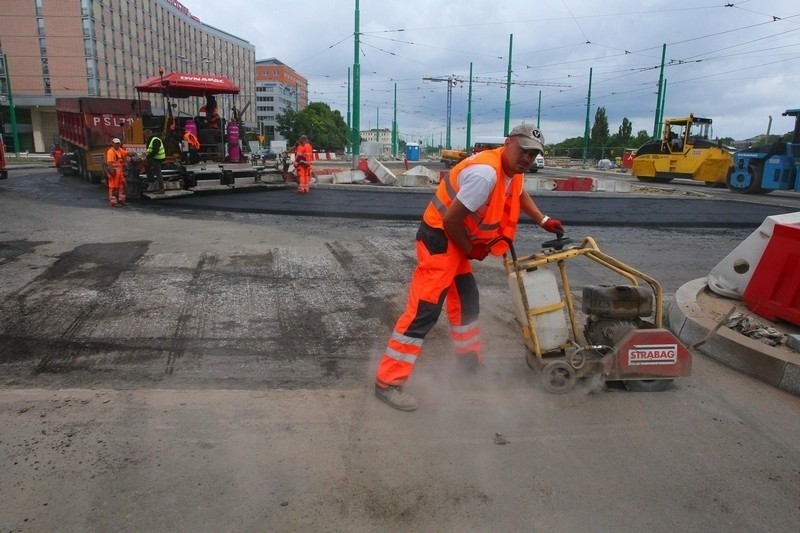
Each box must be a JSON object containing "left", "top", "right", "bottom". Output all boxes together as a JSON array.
[
  {"left": 402, "top": 165, "right": 438, "bottom": 186},
  {"left": 332, "top": 169, "right": 367, "bottom": 184},
  {"left": 707, "top": 211, "right": 800, "bottom": 299},
  {"left": 524, "top": 177, "right": 557, "bottom": 192},
  {"left": 593, "top": 178, "right": 631, "bottom": 193},
  {"left": 366, "top": 157, "right": 397, "bottom": 186}
]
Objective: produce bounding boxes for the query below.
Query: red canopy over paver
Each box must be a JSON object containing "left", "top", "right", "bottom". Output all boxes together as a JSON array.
[{"left": 135, "top": 72, "right": 240, "bottom": 98}]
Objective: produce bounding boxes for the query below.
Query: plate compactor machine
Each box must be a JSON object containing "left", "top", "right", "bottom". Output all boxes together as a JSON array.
[{"left": 503, "top": 235, "right": 691, "bottom": 394}]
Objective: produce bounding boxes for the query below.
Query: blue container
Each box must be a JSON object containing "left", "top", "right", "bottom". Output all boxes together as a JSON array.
[{"left": 405, "top": 143, "right": 420, "bottom": 162}]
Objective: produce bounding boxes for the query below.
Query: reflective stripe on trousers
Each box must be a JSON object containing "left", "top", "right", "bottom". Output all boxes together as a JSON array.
[
  {"left": 375, "top": 237, "right": 481, "bottom": 387},
  {"left": 107, "top": 168, "right": 126, "bottom": 204}
]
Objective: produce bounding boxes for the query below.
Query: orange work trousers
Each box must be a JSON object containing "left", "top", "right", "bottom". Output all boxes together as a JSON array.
[
  {"left": 296, "top": 164, "right": 311, "bottom": 193},
  {"left": 375, "top": 223, "right": 481, "bottom": 387},
  {"left": 107, "top": 166, "right": 126, "bottom": 205}
]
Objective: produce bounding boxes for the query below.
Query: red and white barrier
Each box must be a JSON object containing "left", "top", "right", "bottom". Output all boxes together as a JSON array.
[{"left": 707, "top": 211, "right": 800, "bottom": 300}]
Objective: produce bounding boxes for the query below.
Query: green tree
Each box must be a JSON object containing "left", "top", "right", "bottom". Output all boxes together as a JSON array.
[
  {"left": 632, "top": 129, "right": 652, "bottom": 148},
  {"left": 617, "top": 118, "right": 633, "bottom": 142},
  {"left": 590, "top": 107, "right": 610, "bottom": 158},
  {"left": 275, "top": 102, "right": 347, "bottom": 151}
]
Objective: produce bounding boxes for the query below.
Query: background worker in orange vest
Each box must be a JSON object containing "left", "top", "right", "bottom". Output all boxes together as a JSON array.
[
  {"left": 183, "top": 129, "right": 201, "bottom": 164},
  {"left": 50, "top": 143, "right": 63, "bottom": 168},
  {"left": 374, "top": 124, "right": 564, "bottom": 411},
  {"left": 105, "top": 137, "right": 128, "bottom": 206},
  {"left": 292, "top": 134, "right": 313, "bottom": 193}
]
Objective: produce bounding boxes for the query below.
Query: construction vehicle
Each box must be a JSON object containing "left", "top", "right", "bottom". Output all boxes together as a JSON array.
[
  {"left": 440, "top": 148, "right": 468, "bottom": 168},
  {"left": 57, "top": 73, "right": 274, "bottom": 200},
  {"left": 441, "top": 135, "right": 545, "bottom": 172},
  {"left": 504, "top": 235, "right": 691, "bottom": 393},
  {"left": 440, "top": 136, "right": 505, "bottom": 168},
  {"left": 55, "top": 97, "right": 151, "bottom": 183},
  {"left": 122, "top": 71, "right": 272, "bottom": 199},
  {"left": 727, "top": 108, "right": 800, "bottom": 194},
  {"left": 631, "top": 114, "right": 735, "bottom": 186}
]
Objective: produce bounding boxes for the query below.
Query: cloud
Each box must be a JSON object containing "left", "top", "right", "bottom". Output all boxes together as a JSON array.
[{"left": 187, "top": 0, "right": 800, "bottom": 146}]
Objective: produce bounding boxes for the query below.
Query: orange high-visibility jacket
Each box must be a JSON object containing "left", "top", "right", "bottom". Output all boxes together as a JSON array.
[
  {"left": 183, "top": 131, "right": 200, "bottom": 149},
  {"left": 295, "top": 142, "right": 313, "bottom": 165},
  {"left": 422, "top": 147, "right": 522, "bottom": 256},
  {"left": 105, "top": 146, "right": 127, "bottom": 168}
]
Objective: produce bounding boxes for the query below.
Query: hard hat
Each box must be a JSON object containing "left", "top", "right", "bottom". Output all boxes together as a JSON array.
[{"left": 112, "top": 138, "right": 121, "bottom": 144}]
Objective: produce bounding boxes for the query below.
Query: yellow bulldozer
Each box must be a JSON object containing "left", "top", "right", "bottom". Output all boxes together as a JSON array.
[{"left": 631, "top": 114, "right": 735, "bottom": 186}]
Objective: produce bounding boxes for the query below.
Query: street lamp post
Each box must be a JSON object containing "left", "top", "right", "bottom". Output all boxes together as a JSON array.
[
  {"left": 178, "top": 55, "right": 211, "bottom": 74},
  {"left": 1, "top": 53, "right": 20, "bottom": 156}
]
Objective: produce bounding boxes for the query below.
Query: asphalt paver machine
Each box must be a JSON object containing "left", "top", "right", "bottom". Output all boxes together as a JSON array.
[{"left": 503, "top": 235, "right": 692, "bottom": 393}]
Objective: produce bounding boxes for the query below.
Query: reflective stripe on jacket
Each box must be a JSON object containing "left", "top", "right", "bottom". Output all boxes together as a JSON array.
[{"left": 422, "top": 147, "right": 522, "bottom": 255}]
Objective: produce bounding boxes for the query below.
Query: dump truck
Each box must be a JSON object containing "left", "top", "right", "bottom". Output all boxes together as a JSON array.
[
  {"left": 631, "top": 114, "right": 735, "bottom": 186},
  {"left": 56, "top": 97, "right": 151, "bottom": 183},
  {"left": 727, "top": 108, "right": 800, "bottom": 194}
]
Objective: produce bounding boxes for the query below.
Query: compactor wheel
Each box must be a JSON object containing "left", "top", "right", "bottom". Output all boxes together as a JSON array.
[
  {"left": 727, "top": 163, "right": 765, "bottom": 194},
  {"left": 541, "top": 361, "right": 576, "bottom": 394}
]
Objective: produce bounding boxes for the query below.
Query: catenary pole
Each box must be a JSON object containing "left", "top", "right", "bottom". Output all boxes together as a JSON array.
[
  {"left": 346, "top": 67, "right": 351, "bottom": 154},
  {"left": 351, "top": 0, "right": 361, "bottom": 169},
  {"left": 392, "top": 83, "right": 397, "bottom": 158},
  {"left": 582, "top": 67, "right": 593, "bottom": 167},
  {"left": 466, "top": 62, "right": 473, "bottom": 150},
  {"left": 2, "top": 54, "right": 20, "bottom": 155},
  {"left": 503, "top": 34, "right": 513, "bottom": 135},
  {"left": 653, "top": 44, "right": 666, "bottom": 138}
]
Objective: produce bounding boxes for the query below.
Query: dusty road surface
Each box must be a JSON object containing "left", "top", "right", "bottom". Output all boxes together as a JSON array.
[{"left": 1, "top": 171, "right": 799, "bottom": 532}]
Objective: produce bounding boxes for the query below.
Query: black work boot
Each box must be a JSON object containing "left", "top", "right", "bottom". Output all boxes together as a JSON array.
[{"left": 374, "top": 384, "right": 418, "bottom": 412}]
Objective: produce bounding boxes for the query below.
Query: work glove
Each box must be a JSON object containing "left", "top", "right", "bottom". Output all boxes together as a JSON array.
[
  {"left": 540, "top": 215, "right": 564, "bottom": 235},
  {"left": 467, "top": 242, "right": 490, "bottom": 261}
]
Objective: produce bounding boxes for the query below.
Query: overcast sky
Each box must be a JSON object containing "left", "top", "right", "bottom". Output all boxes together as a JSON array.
[{"left": 186, "top": 0, "right": 800, "bottom": 147}]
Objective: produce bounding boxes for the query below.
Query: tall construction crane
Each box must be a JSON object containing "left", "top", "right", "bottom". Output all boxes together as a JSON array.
[
  {"left": 423, "top": 74, "right": 570, "bottom": 149},
  {"left": 422, "top": 75, "right": 463, "bottom": 150}
]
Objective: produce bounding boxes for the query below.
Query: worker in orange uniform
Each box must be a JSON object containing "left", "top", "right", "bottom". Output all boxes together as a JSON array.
[
  {"left": 50, "top": 143, "right": 63, "bottom": 168},
  {"left": 374, "top": 124, "right": 564, "bottom": 411},
  {"left": 292, "top": 134, "right": 313, "bottom": 193},
  {"left": 183, "top": 128, "right": 200, "bottom": 164},
  {"left": 105, "top": 137, "right": 128, "bottom": 207}
]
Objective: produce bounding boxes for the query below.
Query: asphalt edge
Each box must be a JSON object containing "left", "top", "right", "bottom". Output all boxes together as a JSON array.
[{"left": 669, "top": 278, "right": 800, "bottom": 396}]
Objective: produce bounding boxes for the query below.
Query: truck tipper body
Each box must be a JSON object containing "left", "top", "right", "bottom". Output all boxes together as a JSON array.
[{"left": 56, "top": 97, "right": 151, "bottom": 183}]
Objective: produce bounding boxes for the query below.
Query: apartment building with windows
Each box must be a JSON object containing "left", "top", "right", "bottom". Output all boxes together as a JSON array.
[
  {"left": 255, "top": 58, "right": 307, "bottom": 145},
  {"left": 0, "top": 0, "right": 255, "bottom": 152},
  {"left": 360, "top": 128, "right": 393, "bottom": 156}
]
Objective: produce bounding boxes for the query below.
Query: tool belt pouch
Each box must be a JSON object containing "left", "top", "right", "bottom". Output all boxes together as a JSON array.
[{"left": 416, "top": 221, "right": 448, "bottom": 255}]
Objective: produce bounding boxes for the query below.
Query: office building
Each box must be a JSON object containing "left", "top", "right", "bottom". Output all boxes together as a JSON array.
[
  {"left": 255, "top": 58, "right": 307, "bottom": 145},
  {"left": 0, "top": 0, "right": 255, "bottom": 152}
]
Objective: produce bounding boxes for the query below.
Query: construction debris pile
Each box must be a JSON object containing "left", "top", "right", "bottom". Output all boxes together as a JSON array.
[{"left": 726, "top": 312, "right": 786, "bottom": 347}]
